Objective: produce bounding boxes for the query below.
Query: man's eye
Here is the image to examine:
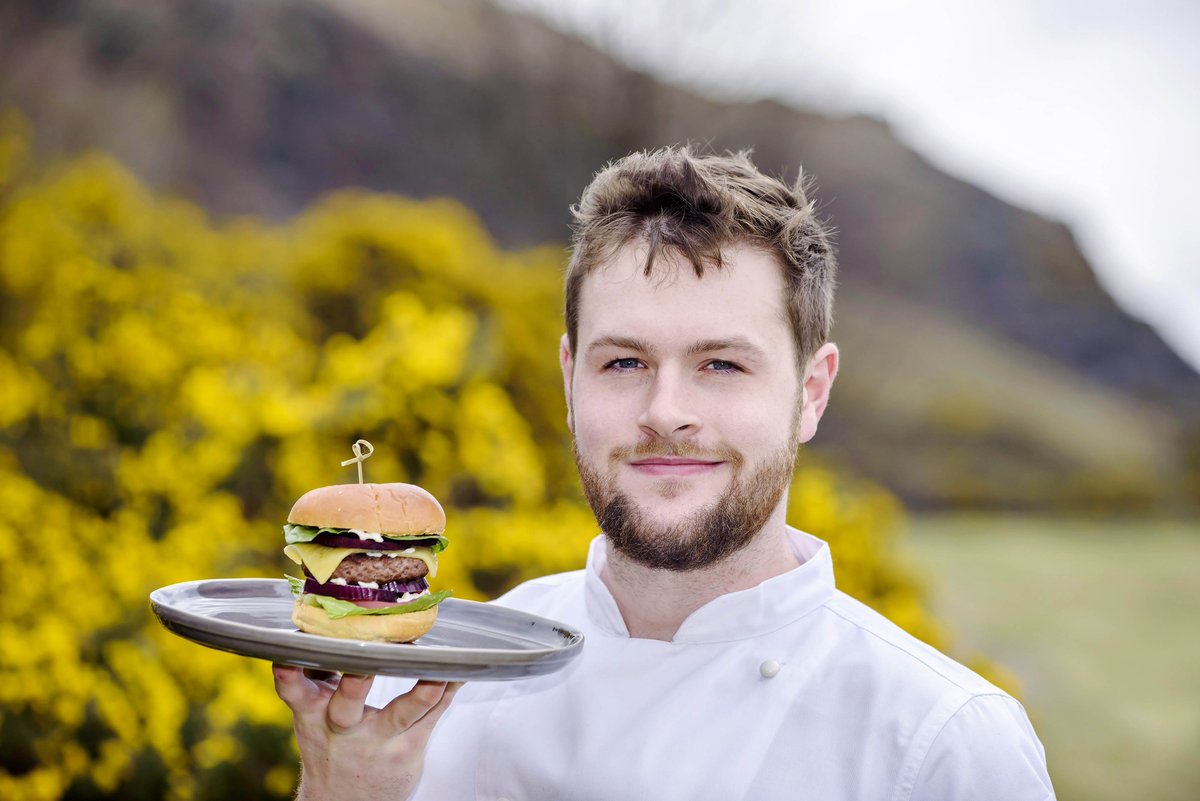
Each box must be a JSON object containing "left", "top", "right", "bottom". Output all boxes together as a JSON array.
[
  {"left": 606, "top": 358, "right": 643, "bottom": 371},
  {"left": 707, "top": 360, "right": 741, "bottom": 372}
]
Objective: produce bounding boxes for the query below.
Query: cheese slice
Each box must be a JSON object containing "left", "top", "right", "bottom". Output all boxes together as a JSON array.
[{"left": 283, "top": 543, "right": 438, "bottom": 584}]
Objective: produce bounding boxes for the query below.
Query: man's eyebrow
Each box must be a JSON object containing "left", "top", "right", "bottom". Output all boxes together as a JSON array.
[
  {"left": 685, "top": 337, "right": 768, "bottom": 360},
  {"left": 585, "top": 335, "right": 655, "bottom": 355}
]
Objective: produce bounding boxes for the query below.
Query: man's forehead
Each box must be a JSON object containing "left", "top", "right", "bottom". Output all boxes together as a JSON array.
[
  {"left": 584, "top": 241, "right": 781, "bottom": 292},
  {"left": 574, "top": 243, "right": 792, "bottom": 350},
  {"left": 591, "top": 241, "right": 719, "bottom": 284},
  {"left": 584, "top": 333, "right": 771, "bottom": 361}
]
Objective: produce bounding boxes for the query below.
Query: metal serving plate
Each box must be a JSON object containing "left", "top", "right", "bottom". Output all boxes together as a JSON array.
[{"left": 150, "top": 578, "right": 584, "bottom": 681}]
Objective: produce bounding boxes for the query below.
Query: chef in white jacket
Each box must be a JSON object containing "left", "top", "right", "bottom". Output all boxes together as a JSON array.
[{"left": 274, "top": 146, "right": 1056, "bottom": 801}]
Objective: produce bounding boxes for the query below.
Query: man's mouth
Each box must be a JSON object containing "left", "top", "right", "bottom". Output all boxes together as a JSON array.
[{"left": 627, "top": 457, "right": 725, "bottom": 477}]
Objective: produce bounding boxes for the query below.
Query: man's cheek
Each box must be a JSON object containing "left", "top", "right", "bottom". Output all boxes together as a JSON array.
[{"left": 574, "top": 407, "right": 621, "bottom": 444}]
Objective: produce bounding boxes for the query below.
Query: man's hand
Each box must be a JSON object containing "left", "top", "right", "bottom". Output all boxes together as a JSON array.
[{"left": 273, "top": 664, "right": 461, "bottom": 801}]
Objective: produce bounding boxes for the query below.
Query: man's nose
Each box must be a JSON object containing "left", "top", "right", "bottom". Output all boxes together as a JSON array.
[{"left": 637, "top": 370, "right": 701, "bottom": 438}]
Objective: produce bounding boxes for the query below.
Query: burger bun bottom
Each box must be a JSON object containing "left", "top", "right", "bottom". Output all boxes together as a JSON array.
[{"left": 292, "top": 599, "right": 438, "bottom": 643}]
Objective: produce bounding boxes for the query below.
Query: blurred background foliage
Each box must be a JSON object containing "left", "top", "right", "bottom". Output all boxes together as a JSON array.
[
  {"left": 4, "top": 0, "right": 1197, "bottom": 514},
  {"left": 0, "top": 116, "right": 952, "bottom": 800}
]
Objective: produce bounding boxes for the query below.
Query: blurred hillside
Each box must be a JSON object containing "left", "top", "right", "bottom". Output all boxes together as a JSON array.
[{"left": 2, "top": 0, "right": 1198, "bottom": 509}]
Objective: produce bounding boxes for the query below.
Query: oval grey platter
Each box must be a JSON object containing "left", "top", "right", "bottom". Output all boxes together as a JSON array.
[{"left": 149, "top": 578, "right": 584, "bottom": 681}]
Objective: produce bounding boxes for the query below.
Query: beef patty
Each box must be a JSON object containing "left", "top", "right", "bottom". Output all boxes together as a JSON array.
[{"left": 330, "top": 554, "right": 429, "bottom": 584}]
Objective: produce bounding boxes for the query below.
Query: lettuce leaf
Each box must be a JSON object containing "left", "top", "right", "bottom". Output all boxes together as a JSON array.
[
  {"left": 301, "top": 589, "right": 452, "bottom": 619},
  {"left": 283, "top": 523, "right": 448, "bottom": 552}
]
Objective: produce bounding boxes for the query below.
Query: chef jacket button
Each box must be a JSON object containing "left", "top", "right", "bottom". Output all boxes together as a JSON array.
[{"left": 759, "top": 659, "right": 782, "bottom": 678}]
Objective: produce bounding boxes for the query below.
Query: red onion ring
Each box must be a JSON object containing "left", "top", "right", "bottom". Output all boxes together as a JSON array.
[{"left": 304, "top": 576, "right": 429, "bottom": 602}]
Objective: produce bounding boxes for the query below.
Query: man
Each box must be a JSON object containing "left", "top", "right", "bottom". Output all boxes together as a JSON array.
[{"left": 274, "top": 148, "right": 1056, "bottom": 800}]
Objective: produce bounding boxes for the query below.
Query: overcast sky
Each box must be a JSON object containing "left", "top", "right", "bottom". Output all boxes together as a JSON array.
[{"left": 502, "top": 0, "right": 1200, "bottom": 371}]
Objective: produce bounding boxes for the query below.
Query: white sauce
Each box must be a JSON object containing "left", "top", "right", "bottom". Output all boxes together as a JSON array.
[{"left": 347, "top": 528, "right": 385, "bottom": 542}]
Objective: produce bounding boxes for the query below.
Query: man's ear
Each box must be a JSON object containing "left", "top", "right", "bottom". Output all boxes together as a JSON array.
[
  {"left": 797, "top": 342, "right": 839, "bottom": 444},
  {"left": 559, "top": 333, "right": 574, "bottom": 434}
]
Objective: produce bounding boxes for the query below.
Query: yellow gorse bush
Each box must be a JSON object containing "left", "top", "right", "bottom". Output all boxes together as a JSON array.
[{"left": 0, "top": 114, "right": 947, "bottom": 800}]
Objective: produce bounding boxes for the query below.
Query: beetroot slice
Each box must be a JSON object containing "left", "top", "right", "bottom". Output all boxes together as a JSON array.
[
  {"left": 310, "top": 532, "right": 441, "bottom": 551},
  {"left": 304, "top": 576, "right": 429, "bottom": 602}
]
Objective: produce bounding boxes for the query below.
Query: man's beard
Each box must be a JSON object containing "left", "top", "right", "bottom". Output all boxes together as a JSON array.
[{"left": 574, "top": 430, "right": 801, "bottom": 572}]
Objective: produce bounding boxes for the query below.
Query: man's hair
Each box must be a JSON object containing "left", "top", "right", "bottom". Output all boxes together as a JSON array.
[{"left": 565, "top": 146, "right": 837, "bottom": 369}]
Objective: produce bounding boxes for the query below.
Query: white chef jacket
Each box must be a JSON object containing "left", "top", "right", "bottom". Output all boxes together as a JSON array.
[{"left": 369, "top": 529, "right": 1055, "bottom": 801}]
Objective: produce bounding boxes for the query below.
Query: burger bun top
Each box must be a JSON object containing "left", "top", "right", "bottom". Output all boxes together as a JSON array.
[{"left": 287, "top": 482, "right": 445, "bottom": 535}]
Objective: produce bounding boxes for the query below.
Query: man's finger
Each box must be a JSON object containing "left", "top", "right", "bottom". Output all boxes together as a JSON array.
[
  {"left": 403, "top": 681, "right": 463, "bottom": 742},
  {"left": 326, "top": 673, "right": 375, "bottom": 732},
  {"left": 273, "top": 664, "right": 315, "bottom": 708},
  {"left": 379, "top": 680, "right": 457, "bottom": 733}
]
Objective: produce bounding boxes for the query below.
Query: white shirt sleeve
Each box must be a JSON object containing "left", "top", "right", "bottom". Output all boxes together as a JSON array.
[{"left": 907, "top": 694, "right": 1056, "bottom": 801}]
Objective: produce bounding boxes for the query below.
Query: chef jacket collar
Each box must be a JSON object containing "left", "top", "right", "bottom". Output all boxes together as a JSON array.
[{"left": 583, "top": 527, "right": 836, "bottom": 643}]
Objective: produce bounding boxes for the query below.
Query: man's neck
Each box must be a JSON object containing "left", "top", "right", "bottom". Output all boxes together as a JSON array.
[{"left": 599, "top": 515, "right": 801, "bottom": 641}]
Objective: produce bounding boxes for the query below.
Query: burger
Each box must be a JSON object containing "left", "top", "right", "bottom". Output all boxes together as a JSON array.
[{"left": 283, "top": 482, "right": 451, "bottom": 642}]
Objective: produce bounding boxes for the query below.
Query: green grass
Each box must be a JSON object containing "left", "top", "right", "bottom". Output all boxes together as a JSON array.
[{"left": 901, "top": 514, "right": 1200, "bottom": 801}]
